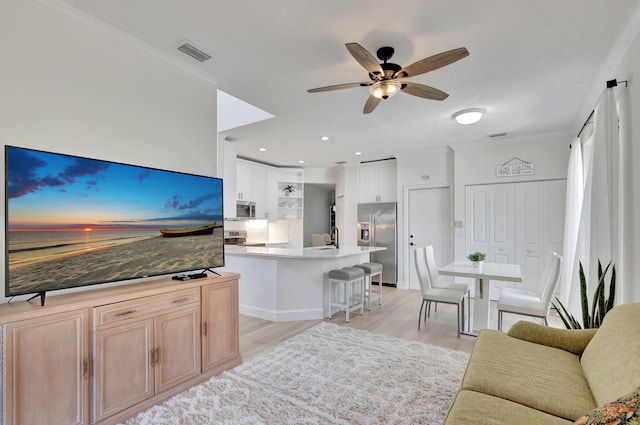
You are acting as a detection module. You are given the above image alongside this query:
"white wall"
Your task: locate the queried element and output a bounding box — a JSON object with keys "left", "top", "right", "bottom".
{"left": 451, "top": 134, "right": 570, "bottom": 262}
{"left": 0, "top": 0, "right": 218, "bottom": 303}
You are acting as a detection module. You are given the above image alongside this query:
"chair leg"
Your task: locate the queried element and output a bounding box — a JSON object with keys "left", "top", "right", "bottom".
{"left": 543, "top": 317, "right": 548, "bottom": 326}
{"left": 418, "top": 299, "right": 426, "bottom": 330}
{"left": 456, "top": 304, "right": 460, "bottom": 338}
{"left": 466, "top": 290, "right": 471, "bottom": 333}
{"left": 427, "top": 301, "right": 432, "bottom": 318}
{"left": 498, "top": 310, "right": 503, "bottom": 331}
{"left": 461, "top": 298, "right": 465, "bottom": 334}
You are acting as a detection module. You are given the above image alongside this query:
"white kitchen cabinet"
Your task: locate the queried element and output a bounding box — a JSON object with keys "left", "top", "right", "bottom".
{"left": 358, "top": 159, "right": 397, "bottom": 203}
{"left": 252, "top": 164, "right": 267, "bottom": 219}
{"left": 266, "top": 167, "right": 279, "bottom": 219}
{"left": 236, "top": 160, "right": 254, "bottom": 201}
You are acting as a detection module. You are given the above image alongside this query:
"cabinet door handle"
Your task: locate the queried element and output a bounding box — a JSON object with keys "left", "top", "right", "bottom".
{"left": 172, "top": 297, "right": 190, "bottom": 304}
{"left": 150, "top": 348, "right": 156, "bottom": 367}
{"left": 203, "top": 322, "right": 208, "bottom": 336}
{"left": 114, "top": 310, "right": 136, "bottom": 317}
{"left": 155, "top": 347, "right": 161, "bottom": 364}
{"left": 83, "top": 359, "right": 88, "bottom": 380}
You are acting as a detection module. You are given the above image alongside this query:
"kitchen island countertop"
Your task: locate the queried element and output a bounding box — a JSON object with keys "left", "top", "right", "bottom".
{"left": 224, "top": 245, "right": 386, "bottom": 259}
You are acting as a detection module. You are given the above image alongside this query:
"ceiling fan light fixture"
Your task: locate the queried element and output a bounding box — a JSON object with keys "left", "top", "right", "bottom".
{"left": 453, "top": 108, "right": 485, "bottom": 125}
{"left": 369, "top": 80, "right": 401, "bottom": 99}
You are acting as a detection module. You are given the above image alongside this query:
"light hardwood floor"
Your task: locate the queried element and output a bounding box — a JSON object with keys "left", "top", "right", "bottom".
{"left": 239, "top": 285, "right": 564, "bottom": 360}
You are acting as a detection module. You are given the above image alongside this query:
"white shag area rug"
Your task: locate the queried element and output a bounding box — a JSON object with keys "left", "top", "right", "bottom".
{"left": 120, "top": 323, "right": 469, "bottom": 425}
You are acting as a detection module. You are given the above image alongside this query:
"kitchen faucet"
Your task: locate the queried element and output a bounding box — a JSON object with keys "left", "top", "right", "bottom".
{"left": 331, "top": 226, "right": 339, "bottom": 249}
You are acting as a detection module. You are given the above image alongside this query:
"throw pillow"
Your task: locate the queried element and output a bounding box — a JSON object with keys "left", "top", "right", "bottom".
{"left": 574, "top": 387, "right": 640, "bottom": 425}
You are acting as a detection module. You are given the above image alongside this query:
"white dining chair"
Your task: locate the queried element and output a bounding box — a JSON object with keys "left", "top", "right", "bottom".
{"left": 414, "top": 247, "right": 466, "bottom": 337}
{"left": 497, "top": 251, "right": 562, "bottom": 330}
{"left": 424, "top": 245, "right": 471, "bottom": 329}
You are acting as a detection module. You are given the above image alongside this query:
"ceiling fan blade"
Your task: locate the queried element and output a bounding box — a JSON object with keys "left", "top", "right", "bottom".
{"left": 363, "top": 95, "right": 381, "bottom": 114}
{"left": 401, "top": 82, "right": 449, "bottom": 100}
{"left": 394, "top": 47, "right": 469, "bottom": 78}
{"left": 307, "top": 82, "right": 372, "bottom": 93}
{"left": 346, "top": 43, "right": 383, "bottom": 77}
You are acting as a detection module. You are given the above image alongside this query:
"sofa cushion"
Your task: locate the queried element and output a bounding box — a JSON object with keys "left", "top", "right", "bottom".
{"left": 443, "top": 389, "right": 573, "bottom": 425}
{"left": 461, "top": 329, "right": 596, "bottom": 421}
{"left": 574, "top": 387, "right": 640, "bottom": 425}
{"left": 580, "top": 303, "right": 640, "bottom": 407}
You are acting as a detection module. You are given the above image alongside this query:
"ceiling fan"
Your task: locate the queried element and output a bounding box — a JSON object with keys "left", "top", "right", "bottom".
{"left": 307, "top": 43, "right": 469, "bottom": 114}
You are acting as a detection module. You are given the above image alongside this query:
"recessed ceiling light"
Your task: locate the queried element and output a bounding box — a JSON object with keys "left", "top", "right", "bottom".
{"left": 298, "top": 160, "right": 305, "bottom": 164}
{"left": 453, "top": 108, "right": 485, "bottom": 125}
{"left": 321, "top": 136, "right": 330, "bottom": 141}
{"left": 258, "top": 147, "right": 267, "bottom": 152}
{"left": 354, "top": 152, "right": 362, "bottom": 156}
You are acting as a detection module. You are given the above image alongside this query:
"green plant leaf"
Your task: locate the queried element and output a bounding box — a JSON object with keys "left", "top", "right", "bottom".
{"left": 606, "top": 265, "right": 616, "bottom": 312}
{"left": 553, "top": 297, "right": 582, "bottom": 329}
{"left": 579, "top": 263, "right": 591, "bottom": 328}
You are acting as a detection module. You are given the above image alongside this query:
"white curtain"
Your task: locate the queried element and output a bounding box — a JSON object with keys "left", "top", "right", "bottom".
{"left": 565, "top": 86, "right": 630, "bottom": 319}
{"left": 560, "top": 139, "right": 583, "bottom": 306}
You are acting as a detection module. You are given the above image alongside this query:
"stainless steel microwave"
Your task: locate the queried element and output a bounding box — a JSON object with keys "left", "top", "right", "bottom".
{"left": 236, "top": 201, "right": 256, "bottom": 218}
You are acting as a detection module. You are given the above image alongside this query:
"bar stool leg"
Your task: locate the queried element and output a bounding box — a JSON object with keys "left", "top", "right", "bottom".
{"left": 345, "top": 280, "right": 350, "bottom": 322}
{"left": 359, "top": 276, "right": 365, "bottom": 315}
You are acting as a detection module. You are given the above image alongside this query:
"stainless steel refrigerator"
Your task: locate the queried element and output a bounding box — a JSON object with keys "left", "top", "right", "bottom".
{"left": 357, "top": 202, "right": 397, "bottom": 286}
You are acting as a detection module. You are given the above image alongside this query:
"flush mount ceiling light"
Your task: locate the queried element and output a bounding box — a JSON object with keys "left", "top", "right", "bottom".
{"left": 369, "top": 80, "right": 402, "bottom": 100}
{"left": 321, "top": 136, "right": 330, "bottom": 141}
{"left": 258, "top": 147, "right": 267, "bottom": 152}
{"left": 453, "top": 108, "right": 485, "bottom": 125}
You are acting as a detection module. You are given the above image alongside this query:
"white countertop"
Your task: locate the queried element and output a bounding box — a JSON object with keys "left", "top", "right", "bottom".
{"left": 224, "top": 245, "right": 386, "bottom": 259}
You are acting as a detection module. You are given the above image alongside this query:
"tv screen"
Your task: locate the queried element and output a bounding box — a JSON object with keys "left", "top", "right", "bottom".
{"left": 5, "top": 145, "right": 224, "bottom": 300}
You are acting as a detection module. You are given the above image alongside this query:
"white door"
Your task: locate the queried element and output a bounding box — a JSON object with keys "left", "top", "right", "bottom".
{"left": 466, "top": 181, "right": 566, "bottom": 297}
{"left": 408, "top": 187, "right": 451, "bottom": 290}
{"left": 466, "top": 184, "right": 516, "bottom": 297}
{"left": 515, "top": 182, "right": 544, "bottom": 291}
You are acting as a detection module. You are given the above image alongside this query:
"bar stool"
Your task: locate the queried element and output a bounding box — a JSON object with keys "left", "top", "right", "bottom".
{"left": 353, "top": 262, "right": 383, "bottom": 311}
{"left": 327, "top": 267, "right": 365, "bottom": 322}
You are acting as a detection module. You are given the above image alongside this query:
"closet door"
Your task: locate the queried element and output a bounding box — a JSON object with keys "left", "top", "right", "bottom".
{"left": 515, "top": 182, "right": 544, "bottom": 291}
{"left": 465, "top": 184, "right": 516, "bottom": 262}
{"left": 466, "top": 180, "right": 566, "bottom": 297}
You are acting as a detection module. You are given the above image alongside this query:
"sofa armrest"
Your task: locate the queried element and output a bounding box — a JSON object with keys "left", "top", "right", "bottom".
{"left": 507, "top": 321, "right": 597, "bottom": 355}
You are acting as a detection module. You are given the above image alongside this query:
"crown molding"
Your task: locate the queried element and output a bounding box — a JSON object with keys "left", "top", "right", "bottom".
{"left": 20, "top": 0, "right": 219, "bottom": 87}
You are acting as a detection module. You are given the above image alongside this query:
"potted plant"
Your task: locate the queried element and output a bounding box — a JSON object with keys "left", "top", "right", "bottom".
{"left": 282, "top": 184, "right": 296, "bottom": 197}
{"left": 553, "top": 260, "right": 616, "bottom": 329}
{"left": 467, "top": 251, "right": 486, "bottom": 268}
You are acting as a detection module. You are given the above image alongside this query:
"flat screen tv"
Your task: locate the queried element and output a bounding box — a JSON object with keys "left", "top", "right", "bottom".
{"left": 4, "top": 145, "right": 224, "bottom": 305}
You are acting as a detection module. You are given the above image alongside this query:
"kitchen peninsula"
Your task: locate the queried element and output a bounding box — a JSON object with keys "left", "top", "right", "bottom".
{"left": 222, "top": 245, "right": 386, "bottom": 321}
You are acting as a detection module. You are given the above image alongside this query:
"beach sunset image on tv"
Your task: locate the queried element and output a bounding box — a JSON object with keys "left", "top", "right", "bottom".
{"left": 5, "top": 146, "right": 224, "bottom": 297}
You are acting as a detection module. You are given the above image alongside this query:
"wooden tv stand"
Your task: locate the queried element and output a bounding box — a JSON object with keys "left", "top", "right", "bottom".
{"left": 0, "top": 272, "right": 241, "bottom": 425}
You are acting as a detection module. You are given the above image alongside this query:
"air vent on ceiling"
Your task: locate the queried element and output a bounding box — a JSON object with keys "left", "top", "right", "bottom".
{"left": 177, "top": 41, "right": 212, "bottom": 62}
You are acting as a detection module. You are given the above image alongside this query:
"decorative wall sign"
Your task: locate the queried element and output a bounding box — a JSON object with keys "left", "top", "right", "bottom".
{"left": 496, "top": 157, "right": 535, "bottom": 177}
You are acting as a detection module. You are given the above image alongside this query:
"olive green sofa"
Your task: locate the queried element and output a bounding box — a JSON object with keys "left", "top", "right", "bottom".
{"left": 443, "top": 302, "right": 640, "bottom": 424}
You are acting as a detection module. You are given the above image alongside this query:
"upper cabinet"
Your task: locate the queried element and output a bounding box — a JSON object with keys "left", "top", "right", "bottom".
{"left": 358, "top": 159, "right": 397, "bottom": 203}
{"left": 236, "top": 160, "right": 256, "bottom": 202}
{"left": 230, "top": 159, "right": 303, "bottom": 220}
